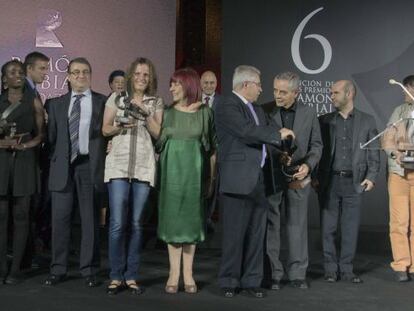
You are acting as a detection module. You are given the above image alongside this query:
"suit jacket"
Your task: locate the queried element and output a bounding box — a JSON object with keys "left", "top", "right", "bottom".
{"left": 46, "top": 90, "right": 106, "bottom": 192}
{"left": 215, "top": 93, "right": 282, "bottom": 195}
{"left": 211, "top": 94, "right": 222, "bottom": 111}
{"left": 262, "top": 101, "right": 322, "bottom": 194}
{"left": 318, "top": 108, "right": 380, "bottom": 194}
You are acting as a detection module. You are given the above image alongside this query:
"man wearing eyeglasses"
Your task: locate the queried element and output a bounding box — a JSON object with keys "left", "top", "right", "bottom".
{"left": 263, "top": 72, "right": 322, "bottom": 290}
{"left": 44, "top": 57, "right": 106, "bottom": 287}
{"left": 216, "top": 65, "right": 294, "bottom": 298}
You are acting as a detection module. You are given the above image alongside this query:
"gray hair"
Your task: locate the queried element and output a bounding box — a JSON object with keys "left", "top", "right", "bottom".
{"left": 274, "top": 72, "right": 300, "bottom": 91}
{"left": 232, "top": 65, "right": 261, "bottom": 89}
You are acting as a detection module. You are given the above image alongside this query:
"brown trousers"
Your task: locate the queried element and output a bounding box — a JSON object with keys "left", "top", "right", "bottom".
{"left": 388, "top": 173, "right": 414, "bottom": 272}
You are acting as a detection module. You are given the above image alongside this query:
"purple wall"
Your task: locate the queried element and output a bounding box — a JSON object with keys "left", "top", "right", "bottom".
{"left": 0, "top": 0, "right": 176, "bottom": 101}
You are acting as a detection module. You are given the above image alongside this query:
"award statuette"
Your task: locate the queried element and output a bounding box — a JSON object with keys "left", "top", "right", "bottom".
{"left": 114, "top": 92, "right": 150, "bottom": 126}
{"left": 0, "top": 120, "right": 20, "bottom": 147}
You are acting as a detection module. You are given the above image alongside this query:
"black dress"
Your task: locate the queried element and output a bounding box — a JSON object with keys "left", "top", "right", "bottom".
{"left": 0, "top": 91, "right": 37, "bottom": 196}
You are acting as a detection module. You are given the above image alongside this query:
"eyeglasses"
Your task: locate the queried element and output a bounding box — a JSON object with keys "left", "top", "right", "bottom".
{"left": 69, "top": 70, "right": 91, "bottom": 77}
{"left": 246, "top": 81, "right": 262, "bottom": 88}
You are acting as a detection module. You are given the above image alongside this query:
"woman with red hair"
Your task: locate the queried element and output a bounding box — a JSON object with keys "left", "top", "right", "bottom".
{"left": 157, "top": 68, "right": 216, "bottom": 294}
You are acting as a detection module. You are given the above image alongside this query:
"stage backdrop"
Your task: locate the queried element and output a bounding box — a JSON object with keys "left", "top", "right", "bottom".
{"left": 0, "top": 0, "right": 176, "bottom": 101}
{"left": 222, "top": 0, "right": 414, "bottom": 231}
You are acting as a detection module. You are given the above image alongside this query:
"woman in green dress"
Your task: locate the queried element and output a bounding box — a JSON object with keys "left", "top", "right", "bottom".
{"left": 157, "top": 68, "right": 216, "bottom": 294}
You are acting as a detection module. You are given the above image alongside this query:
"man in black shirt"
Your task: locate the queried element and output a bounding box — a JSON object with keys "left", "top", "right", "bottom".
{"left": 317, "top": 80, "right": 380, "bottom": 283}
{"left": 264, "top": 72, "right": 322, "bottom": 290}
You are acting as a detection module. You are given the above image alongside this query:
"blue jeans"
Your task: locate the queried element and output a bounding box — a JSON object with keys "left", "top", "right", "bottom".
{"left": 108, "top": 179, "right": 150, "bottom": 280}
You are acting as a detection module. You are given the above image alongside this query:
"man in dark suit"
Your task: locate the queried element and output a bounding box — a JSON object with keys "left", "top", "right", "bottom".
{"left": 200, "top": 70, "right": 222, "bottom": 232}
{"left": 201, "top": 70, "right": 222, "bottom": 111}
{"left": 263, "top": 72, "right": 322, "bottom": 290}
{"left": 215, "top": 65, "right": 294, "bottom": 298}
{"left": 23, "top": 51, "right": 49, "bottom": 100}
{"left": 44, "top": 58, "right": 106, "bottom": 287}
{"left": 317, "top": 80, "right": 380, "bottom": 283}
{"left": 21, "top": 51, "right": 50, "bottom": 269}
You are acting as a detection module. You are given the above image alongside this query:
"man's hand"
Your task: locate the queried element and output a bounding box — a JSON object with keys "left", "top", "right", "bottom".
{"left": 394, "top": 151, "right": 404, "bottom": 166}
{"left": 279, "top": 128, "right": 295, "bottom": 140}
{"left": 293, "top": 163, "right": 310, "bottom": 181}
{"left": 360, "top": 179, "right": 374, "bottom": 192}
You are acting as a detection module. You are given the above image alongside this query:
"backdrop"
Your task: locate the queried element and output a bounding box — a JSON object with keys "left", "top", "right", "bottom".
{"left": 0, "top": 0, "right": 176, "bottom": 101}
{"left": 222, "top": 0, "right": 414, "bottom": 231}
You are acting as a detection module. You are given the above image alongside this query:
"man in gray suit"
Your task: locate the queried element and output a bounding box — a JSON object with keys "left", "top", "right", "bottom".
{"left": 264, "top": 72, "right": 322, "bottom": 290}
{"left": 317, "top": 80, "right": 380, "bottom": 283}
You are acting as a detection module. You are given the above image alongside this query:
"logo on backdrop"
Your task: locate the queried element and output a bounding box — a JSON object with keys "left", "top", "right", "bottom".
{"left": 291, "top": 7, "right": 331, "bottom": 75}
{"left": 36, "top": 9, "right": 64, "bottom": 48}
{"left": 292, "top": 7, "right": 333, "bottom": 115}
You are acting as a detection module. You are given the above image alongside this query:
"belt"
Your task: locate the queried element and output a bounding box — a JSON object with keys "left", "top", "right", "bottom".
{"left": 332, "top": 170, "right": 353, "bottom": 177}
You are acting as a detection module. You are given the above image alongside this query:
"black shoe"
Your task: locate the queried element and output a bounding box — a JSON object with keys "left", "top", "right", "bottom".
{"left": 341, "top": 272, "right": 364, "bottom": 284}
{"left": 4, "top": 273, "right": 25, "bottom": 285}
{"left": 324, "top": 272, "right": 338, "bottom": 283}
{"left": 44, "top": 274, "right": 66, "bottom": 286}
{"left": 107, "top": 281, "right": 124, "bottom": 295}
{"left": 126, "top": 281, "right": 144, "bottom": 295}
{"left": 221, "top": 287, "right": 236, "bottom": 298}
{"left": 395, "top": 271, "right": 409, "bottom": 282}
{"left": 245, "top": 287, "right": 266, "bottom": 298}
{"left": 290, "top": 279, "right": 308, "bottom": 289}
{"left": 270, "top": 279, "right": 282, "bottom": 290}
{"left": 341, "top": 273, "right": 363, "bottom": 284}
{"left": 85, "top": 275, "right": 101, "bottom": 287}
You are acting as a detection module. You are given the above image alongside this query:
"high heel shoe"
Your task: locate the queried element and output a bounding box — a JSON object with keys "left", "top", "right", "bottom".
{"left": 165, "top": 284, "right": 179, "bottom": 294}
{"left": 106, "top": 280, "right": 123, "bottom": 295}
{"left": 125, "top": 280, "right": 144, "bottom": 295}
{"left": 184, "top": 283, "right": 198, "bottom": 294}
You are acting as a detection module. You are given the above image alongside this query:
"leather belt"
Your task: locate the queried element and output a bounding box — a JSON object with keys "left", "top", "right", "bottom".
{"left": 333, "top": 170, "right": 353, "bottom": 177}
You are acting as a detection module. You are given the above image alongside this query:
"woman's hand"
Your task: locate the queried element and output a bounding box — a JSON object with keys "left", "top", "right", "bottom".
{"left": 10, "top": 143, "right": 27, "bottom": 151}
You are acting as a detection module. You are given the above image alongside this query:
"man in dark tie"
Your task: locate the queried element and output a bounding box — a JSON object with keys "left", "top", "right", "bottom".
{"left": 44, "top": 58, "right": 106, "bottom": 287}
{"left": 23, "top": 51, "right": 49, "bottom": 100}
{"left": 263, "top": 72, "right": 322, "bottom": 290}
{"left": 201, "top": 70, "right": 222, "bottom": 111}
{"left": 317, "top": 80, "right": 379, "bottom": 283}
{"left": 216, "top": 65, "right": 293, "bottom": 298}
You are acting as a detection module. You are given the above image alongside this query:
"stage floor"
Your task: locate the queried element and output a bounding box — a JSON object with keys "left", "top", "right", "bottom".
{"left": 1, "top": 248, "right": 414, "bottom": 311}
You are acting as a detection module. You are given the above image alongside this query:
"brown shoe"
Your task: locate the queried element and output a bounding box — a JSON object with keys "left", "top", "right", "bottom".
{"left": 184, "top": 284, "right": 198, "bottom": 294}
{"left": 165, "top": 284, "right": 179, "bottom": 294}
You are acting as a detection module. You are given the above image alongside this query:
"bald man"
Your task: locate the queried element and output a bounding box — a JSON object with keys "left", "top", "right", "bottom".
{"left": 201, "top": 70, "right": 222, "bottom": 111}
{"left": 317, "top": 80, "right": 380, "bottom": 283}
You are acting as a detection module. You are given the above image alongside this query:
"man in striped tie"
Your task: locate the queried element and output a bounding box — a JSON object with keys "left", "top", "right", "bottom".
{"left": 44, "top": 58, "right": 106, "bottom": 287}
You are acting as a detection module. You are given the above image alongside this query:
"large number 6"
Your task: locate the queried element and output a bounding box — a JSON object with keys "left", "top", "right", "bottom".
{"left": 291, "top": 7, "right": 332, "bottom": 74}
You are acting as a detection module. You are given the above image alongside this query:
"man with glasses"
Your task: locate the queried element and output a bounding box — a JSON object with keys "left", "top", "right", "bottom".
{"left": 263, "top": 72, "right": 322, "bottom": 290}
{"left": 216, "top": 65, "right": 294, "bottom": 298}
{"left": 44, "top": 58, "right": 106, "bottom": 287}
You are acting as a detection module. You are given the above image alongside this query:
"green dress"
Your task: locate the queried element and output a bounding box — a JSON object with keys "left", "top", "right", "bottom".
{"left": 156, "top": 105, "right": 215, "bottom": 244}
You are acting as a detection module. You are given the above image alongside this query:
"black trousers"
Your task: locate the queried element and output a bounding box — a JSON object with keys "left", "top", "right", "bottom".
{"left": 50, "top": 157, "right": 100, "bottom": 277}
{"left": 321, "top": 175, "right": 361, "bottom": 274}
{"left": 0, "top": 195, "right": 30, "bottom": 276}
{"left": 266, "top": 184, "right": 310, "bottom": 281}
{"left": 218, "top": 172, "right": 268, "bottom": 288}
